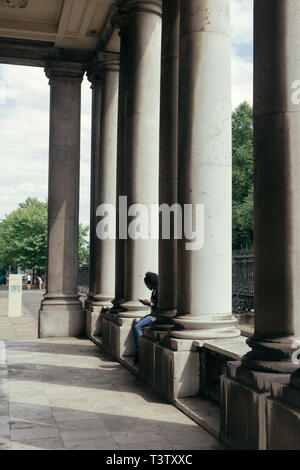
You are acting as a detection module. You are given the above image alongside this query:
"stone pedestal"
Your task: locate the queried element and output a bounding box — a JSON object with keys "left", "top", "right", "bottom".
{"left": 266, "top": 371, "right": 300, "bottom": 450}
{"left": 139, "top": 327, "right": 169, "bottom": 388}
{"left": 100, "top": 311, "right": 118, "bottom": 356}
{"left": 139, "top": 335, "right": 200, "bottom": 403}
{"left": 220, "top": 362, "right": 290, "bottom": 450}
{"left": 101, "top": 313, "right": 137, "bottom": 361}
{"left": 154, "top": 339, "right": 200, "bottom": 403}
{"left": 39, "top": 300, "right": 84, "bottom": 338}
{"left": 85, "top": 305, "right": 106, "bottom": 339}
{"left": 39, "top": 61, "right": 85, "bottom": 338}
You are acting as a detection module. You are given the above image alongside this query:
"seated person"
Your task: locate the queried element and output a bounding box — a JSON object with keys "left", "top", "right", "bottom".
{"left": 132, "top": 272, "right": 158, "bottom": 364}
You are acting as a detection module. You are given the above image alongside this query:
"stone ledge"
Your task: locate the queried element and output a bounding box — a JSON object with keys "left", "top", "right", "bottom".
{"left": 90, "top": 334, "right": 102, "bottom": 348}
{"left": 174, "top": 397, "right": 220, "bottom": 440}
{"left": 198, "top": 336, "right": 251, "bottom": 360}
{"left": 119, "top": 355, "right": 139, "bottom": 377}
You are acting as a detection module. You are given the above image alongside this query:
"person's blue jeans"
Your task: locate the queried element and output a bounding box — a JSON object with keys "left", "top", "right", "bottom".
{"left": 132, "top": 314, "right": 154, "bottom": 353}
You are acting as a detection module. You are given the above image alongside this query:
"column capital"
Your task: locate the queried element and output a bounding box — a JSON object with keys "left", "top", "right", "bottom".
{"left": 87, "top": 52, "right": 120, "bottom": 84}
{"left": 117, "top": 0, "right": 162, "bottom": 21}
{"left": 44, "top": 61, "right": 85, "bottom": 84}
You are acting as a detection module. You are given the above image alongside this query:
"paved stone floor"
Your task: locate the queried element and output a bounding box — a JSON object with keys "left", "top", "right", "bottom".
{"left": 0, "top": 289, "right": 225, "bottom": 450}
{"left": 0, "top": 294, "right": 38, "bottom": 340}
{"left": 0, "top": 337, "right": 226, "bottom": 450}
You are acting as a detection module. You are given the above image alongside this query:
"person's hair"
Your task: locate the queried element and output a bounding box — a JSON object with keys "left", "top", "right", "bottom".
{"left": 144, "top": 272, "right": 158, "bottom": 289}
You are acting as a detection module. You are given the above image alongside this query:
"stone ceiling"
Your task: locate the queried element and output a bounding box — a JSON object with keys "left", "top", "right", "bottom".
{"left": 0, "top": 0, "right": 119, "bottom": 52}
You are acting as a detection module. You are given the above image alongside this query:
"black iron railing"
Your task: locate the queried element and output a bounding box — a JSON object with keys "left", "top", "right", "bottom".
{"left": 78, "top": 249, "right": 255, "bottom": 313}
{"left": 232, "top": 248, "right": 254, "bottom": 313}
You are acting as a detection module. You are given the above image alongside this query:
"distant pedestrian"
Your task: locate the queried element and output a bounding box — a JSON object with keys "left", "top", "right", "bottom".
{"left": 26, "top": 273, "right": 32, "bottom": 291}
{"left": 37, "top": 275, "right": 43, "bottom": 290}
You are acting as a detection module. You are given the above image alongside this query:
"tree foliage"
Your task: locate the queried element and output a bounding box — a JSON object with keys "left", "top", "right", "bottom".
{"left": 78, "top": 224, "right": 89, "bottom": 266}
{"left": 0, "top": 197, "right": 89, "bottom": 271}
{"left": 232, "top": 101, "right": 254, "bottom": 249}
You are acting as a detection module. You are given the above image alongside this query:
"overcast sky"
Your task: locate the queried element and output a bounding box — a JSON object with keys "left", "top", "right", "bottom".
{"left": 0, "top": 0, "right": 253, "bottom": 227}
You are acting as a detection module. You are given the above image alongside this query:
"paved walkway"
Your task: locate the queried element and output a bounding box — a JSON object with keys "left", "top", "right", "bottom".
{"left": 0, "top": 295, "right": 38, "bottom": 340}
{"left": 0, "top": 290, "right": 225, "bottom": 450}
{"left": 0, "top": 337, "right": 225, "bottom": 450}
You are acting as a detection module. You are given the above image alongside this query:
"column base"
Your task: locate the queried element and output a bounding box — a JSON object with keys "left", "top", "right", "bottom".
{"left": 220, "top": 361, "right": 290, "bottom": 450}
{"left": 39, "top": 295, "right": 84, "bottom": 338}
{"left": 85, "top": 293, "right": 113, "bottom": 310}
{"left": 242, "top": 335, "right": 300, "bottom": 374}
{"left": 151, "top": 308, "right": 176, "bottom": 331}
{"left": 118, "top": 300, "right": 149, "bottom": 319}
{"left": 171, "top": 314, "right": 240, "bottom": 340}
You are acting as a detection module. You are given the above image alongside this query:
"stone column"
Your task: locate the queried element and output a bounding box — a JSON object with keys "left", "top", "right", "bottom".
{"left": 113, "top": 18, "right": 130, "bottom": 311}
{"left": 39, "top": 61, "right": 85, "bottom": 338}
{"left": 152, "top": 0, "right": 180, "bottom": 331}
{"left": 86, "top": 53, "right": 119, "bottom": 316}
{"left": 171, "top": 0, "right": 239, "bottom": 339}
{"left": 117, "top": 0, "right": 162, "bottom": 319}
{"left": 221, "top": 1, "right": 300, "bottom": 450}
{"left": 242, "top": 0, "right": 300, "bottom": 374}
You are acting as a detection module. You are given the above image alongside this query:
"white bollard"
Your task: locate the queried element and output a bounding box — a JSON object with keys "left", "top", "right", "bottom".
{"left": 8, "top": 274, "right": 22, "bottom": 318}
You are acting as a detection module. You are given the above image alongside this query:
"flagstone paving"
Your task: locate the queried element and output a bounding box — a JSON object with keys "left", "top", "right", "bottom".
{"left": 0, "top": 294, "right": 38, "bottom": 340}
{"left": 0, "top": 336, "right": 226, "bottom": 450}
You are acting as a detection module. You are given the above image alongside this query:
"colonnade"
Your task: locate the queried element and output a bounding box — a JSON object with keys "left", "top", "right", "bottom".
{"left": 39, "top": 0, "right": 300, "bottom": 371}
{"left": 84, "top": 0, "right": 241, "bottom": 340}
{"left": 39, "top": 0, "right": 300, "bottom": 450}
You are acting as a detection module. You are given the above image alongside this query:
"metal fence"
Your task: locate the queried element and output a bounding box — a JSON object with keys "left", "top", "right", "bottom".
{"left": 77, "top": 264, "right": 89, "bottom": 288}
{"left": 78, "top": 249, "right": 255, "bottom": 312}
{"left": 232, "top": 248, "right": 254, "bottom": 312}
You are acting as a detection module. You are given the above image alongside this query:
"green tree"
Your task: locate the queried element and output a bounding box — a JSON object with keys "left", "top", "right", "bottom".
{"left": 0, "top": 197, "right": 89, "bottom": 270}
{"left": 232, "top": 101, "right": 254, "bottom": 249}
{"left": 78, "top": 224, "right": 89, "bottom": 265}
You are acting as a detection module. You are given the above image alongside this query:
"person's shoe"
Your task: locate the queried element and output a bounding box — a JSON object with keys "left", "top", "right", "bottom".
{"left": 134, "top": 352, "right": 139, "bottom": 365}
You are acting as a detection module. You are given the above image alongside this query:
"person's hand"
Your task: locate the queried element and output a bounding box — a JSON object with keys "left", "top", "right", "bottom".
{"left": 138, "top": 299, "right": 151, "bottom": 306}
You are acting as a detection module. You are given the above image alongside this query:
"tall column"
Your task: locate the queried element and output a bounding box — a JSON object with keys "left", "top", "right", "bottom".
{"left": 113, "top": 18, "right": 129, "bottom": 310}
{"left": 39, "top": 61, "right": 85, "bottom": 338}
{"left": 171, "top": 0, "right": 239, "bottom": 339}
{"left": 116, "top": 0, "right": 162, "bottom": 318}
{"left": 153, "top": 0, "right": 180, "bottom": 330}
{"left": 221, "top": 1, "right": 300, "bottom": 450}
{"left": 242, "top": 0, "right": 300, "bottom": 373}
{"left": 86, "top": 53, "right": 119, "bottom": 311}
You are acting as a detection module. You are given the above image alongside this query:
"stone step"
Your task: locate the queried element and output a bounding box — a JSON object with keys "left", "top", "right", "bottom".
{"left": 174, "top": 396, "right": 220, "bottom": 440}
